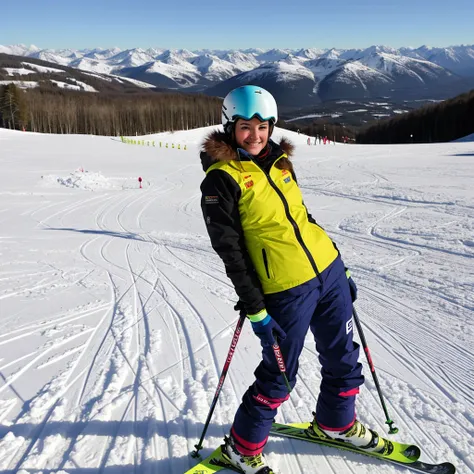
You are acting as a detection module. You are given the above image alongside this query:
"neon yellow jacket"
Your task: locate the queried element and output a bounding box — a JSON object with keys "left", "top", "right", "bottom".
{"left": 201, "top": 133, "right": 338, "bottom": 299}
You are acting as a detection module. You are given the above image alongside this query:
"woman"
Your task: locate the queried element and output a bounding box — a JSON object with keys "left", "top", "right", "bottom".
{"left": 200, "top": 85, "right": 382, "bottom": 474}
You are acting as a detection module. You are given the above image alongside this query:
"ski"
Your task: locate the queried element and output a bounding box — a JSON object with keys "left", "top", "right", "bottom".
{"left": 186, "top": 424, "right": 456, "bottom": 474}
{"left": 270, "top": 422, "right": 456, "bottom": 474}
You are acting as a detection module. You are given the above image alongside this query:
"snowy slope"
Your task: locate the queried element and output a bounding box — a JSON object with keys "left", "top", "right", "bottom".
{"left": 0, "top": 127, "right": 472, "bottom": 474}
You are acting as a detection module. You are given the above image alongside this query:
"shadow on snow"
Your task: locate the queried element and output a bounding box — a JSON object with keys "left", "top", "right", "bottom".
{"left": 45, "top": 227, "right": 147, "bottom": 242}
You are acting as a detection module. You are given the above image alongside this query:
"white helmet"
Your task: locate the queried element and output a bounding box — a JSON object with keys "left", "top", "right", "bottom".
{"left": 222, "top": 85, "right": 278, "bottom": 132}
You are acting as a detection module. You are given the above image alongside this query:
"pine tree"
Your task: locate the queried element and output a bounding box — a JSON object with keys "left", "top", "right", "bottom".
{"left": 0, "top": 84, "right": 28, "bottom": 130}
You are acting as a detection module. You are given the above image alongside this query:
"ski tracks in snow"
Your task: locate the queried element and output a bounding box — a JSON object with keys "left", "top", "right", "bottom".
{"left": 306, "top": 157, "right": 474, "bottom": 473}
{"left": 1, "top": 145, "right": 473, "bottom": 473}
{"left": 0, "top": 166, "right": 245, "bottom": 474}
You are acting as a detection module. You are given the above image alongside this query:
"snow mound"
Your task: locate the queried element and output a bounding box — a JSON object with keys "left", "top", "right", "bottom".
{"left": 41, "top": 170, "right": 145, "bottom": 191}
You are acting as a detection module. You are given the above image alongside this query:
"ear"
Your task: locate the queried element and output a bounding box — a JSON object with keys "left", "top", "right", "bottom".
{"left": 224, "top": 122, "right": 234, "bottom": 136}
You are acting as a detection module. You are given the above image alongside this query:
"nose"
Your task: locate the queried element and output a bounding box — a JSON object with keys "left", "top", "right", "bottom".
{"left": 249, "top": 127, "right": 259, "bottom": 139}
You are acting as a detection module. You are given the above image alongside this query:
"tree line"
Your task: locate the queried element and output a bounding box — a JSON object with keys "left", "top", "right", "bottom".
{"left": 356, "top": 89, "right": 474, "bottom": 144}
{"left": 0, "top": 84, "right": 223, "bottom": 135}
{"left": 280, "top": 119, "right": 355, "bottom": 142}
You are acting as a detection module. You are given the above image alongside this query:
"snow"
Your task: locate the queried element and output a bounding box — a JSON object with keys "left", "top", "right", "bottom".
{"left": 145, "top": 57, "right": 200, "bottom": 85}
{"left": 0, "top": 44, "right": 40, "bottom": 56}
{"left": 274, "top": 60, "right": 315, "bottom": 82}
{"left": 220, "top": 51, "right": 260, "bottom": 72}
{"left": 4, "top": 67, "right": 36, "bottom": 76}
{"left": 82, "top": 71, "right": 113, "bottom": 82}
{"left": 109, "top": 75, "right": 156, "bottom": 88}
{"left": 68, "top": 79, "right": 98, "bottom": 92}
{"left": 50, "top": 80, "right": 82, "bottom": 91}
{"left": 0, "top": 125, "right": 472, "bottom": 473}
{"left": 68, "top": 58, "right": 114, "bottom": 75}
{"left": 0, "top": 80, "right": 38, "bottom": 89}
{"left": 108, "top": 48, "right": 155, "bottom": 68}
{"left": 2, "top": 44, "right": 473, "bottom": 94}
{"left": 287, "top": 113, "right": 325, "bottom": 122}
{"left": 27, "top": 51, "right": 71, "bottom": 66}
{"left": 242, "top": 60, "right": 314, "bottom": 84}
{"left": 21, "top": 62, "right": 66, "bottom": 74}
{"left": 189, "top": 54, "right": 238, "bottom": 81}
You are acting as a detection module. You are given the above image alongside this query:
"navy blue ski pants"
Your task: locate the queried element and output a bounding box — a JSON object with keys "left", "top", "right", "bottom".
{"left": 231, "top": 257, "right": 364, "bottom": 455}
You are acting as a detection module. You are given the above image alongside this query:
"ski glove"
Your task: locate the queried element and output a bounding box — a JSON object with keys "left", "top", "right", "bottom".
{"left": 345, "top": 268, "right": 357, "bottom": 302}
{"left": 248, "top": 309, "right": 287, "bottom": 346}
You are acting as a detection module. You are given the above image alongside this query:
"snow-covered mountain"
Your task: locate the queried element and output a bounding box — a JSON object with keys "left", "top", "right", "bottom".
{"left": 27, "top": 49, "right": 72, "bottom": 66}
{"left": 255, "top": 48, "right": 293, "bottom": 63}
{"left": 0, "top": 54, "right": 157, "bottom": 92}
{"left": 205, "top": 59, "right": 317, "bottom": 106}
{"left": 107, "top": 48, "right": 155, "bottom": 68}
{"left": 1, "top": 43, "right": 474, "bottom": 104}
{"left": 220, "top": 51, "right": 260, "bottom": 72}
{"left": 414, "top": 45, "right": 474, "bottom": 76}
{"left": 83, "top": 47, "right": 122, "bottom": 60}
{"left": 294, "top": 48, "right": 326, "bottom": 60}
{"left": 189, "top": 53, "right": 239, "bottom": 81}
{"left": 0, "top": 43, "right": 40, "bottom": 56}
{"left": 68, "top": 57, "right": 115, "bottom": 75}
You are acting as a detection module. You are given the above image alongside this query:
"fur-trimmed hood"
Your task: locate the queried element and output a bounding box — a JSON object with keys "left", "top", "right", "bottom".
{"left": 200, "top": 130, "right": 295, "bottom": 173}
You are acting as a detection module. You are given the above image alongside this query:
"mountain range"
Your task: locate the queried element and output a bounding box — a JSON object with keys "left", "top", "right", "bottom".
{"left": 1, "top": 43, "right": 474, "bottom": 107}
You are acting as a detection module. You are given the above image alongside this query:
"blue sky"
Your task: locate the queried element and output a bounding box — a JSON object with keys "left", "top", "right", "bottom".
{"left": 3, "top": 0, "right": 474, "bottom": 51}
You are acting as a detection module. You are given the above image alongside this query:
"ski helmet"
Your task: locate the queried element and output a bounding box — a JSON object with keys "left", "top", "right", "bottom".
{"left": 222, "top": 85, "right": 278, "bottom": 133}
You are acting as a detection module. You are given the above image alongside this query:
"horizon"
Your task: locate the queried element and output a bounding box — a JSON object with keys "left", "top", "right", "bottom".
{"left": 3, "top": 0, "right": 474, "bottom": 51}
{"left": 3, "top": 42, "right": 474, "bottom": 54}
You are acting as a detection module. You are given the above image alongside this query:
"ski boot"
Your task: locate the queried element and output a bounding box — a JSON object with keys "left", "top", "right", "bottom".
{"left": 307, "top": 413, "right": 393, "bottom": 455}
{"left": 221, "top": 435, "right": 275, "bottom": 474}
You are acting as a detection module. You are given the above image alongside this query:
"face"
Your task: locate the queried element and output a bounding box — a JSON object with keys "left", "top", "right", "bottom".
{"left": 234, "top": 117, "right": 270, "bottom": 155}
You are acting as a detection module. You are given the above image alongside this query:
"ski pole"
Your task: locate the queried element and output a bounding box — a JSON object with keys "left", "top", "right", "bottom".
{"left": 352, "top": 306, "right": 399, "bottom": 434}
{"left": 272, "top": 338, "right": 292, "bottom": 394}
{"left": 191, "top": 311, "right": 247, "bottom": 458}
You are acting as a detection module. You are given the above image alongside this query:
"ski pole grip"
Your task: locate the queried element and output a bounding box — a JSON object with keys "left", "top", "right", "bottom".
{"left": 272, "top": 337, "right": 292, "bottom": 394}
{"left": 272, "top": 342, "right": 286, "bottom": 373}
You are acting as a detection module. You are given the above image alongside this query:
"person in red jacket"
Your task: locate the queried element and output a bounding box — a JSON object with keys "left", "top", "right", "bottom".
{"left": 199, "top": 85, "right": 384, "bottom": 474}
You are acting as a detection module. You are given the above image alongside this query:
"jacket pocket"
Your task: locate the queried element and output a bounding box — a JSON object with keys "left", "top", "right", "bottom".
{"left": 262, "top": 248, "right": 271, "bottom": 279}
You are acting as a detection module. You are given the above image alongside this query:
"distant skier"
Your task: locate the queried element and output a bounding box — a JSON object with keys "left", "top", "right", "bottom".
{"left": 200, "top": 85, "right": 382, "bottom": 474}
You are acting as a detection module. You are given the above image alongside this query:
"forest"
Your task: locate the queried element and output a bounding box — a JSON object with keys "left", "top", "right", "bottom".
{"left": 0, "top": 83, "right": 222, "bottom": 135}
{"left": 356, "top": 89, "right": 474, "bottom": 143}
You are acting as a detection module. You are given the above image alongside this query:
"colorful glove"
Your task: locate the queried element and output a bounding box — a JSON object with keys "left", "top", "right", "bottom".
{"left": 248, "top": 309, "right": 287, "bottom": 346}
{"left": 345, "top": 268, "right": 357, "bottom": 302}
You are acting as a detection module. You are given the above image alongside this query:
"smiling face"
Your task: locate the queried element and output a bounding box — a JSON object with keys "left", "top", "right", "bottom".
{"left": 234, "top": 117, "right": 270, "bottom": 155}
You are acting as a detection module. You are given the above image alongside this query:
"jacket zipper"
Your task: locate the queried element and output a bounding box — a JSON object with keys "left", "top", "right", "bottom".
{"left": 253, "top": 155, "right": 323, "bottom": 285}
{"left": 262, "top": 249, "right": 271, "bottom": 279}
